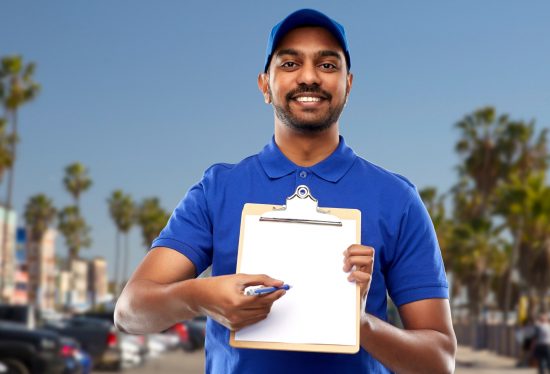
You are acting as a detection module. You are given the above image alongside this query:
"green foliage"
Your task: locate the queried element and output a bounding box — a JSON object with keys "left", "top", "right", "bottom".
{"left": 441, "top": 106, "right": 550, "bottom": 318}
{"left": 24, "top": 194, "right": 56, "bottom": 242}
{"left": 0, "top": 55, "right": 40, "bottom": 112}
{"left": 136, "top": 197, "right": 170, "bottom": 248}
{"left": 57, "top": 205, "right": 91, "bottom": 260}
{"left": 107, "top": 190, "right": 135, "bottom": 233}
{"left": 419, "top": 187, "right": 453, "bottom": 268}
{"left": 63, "top": 162, "right": 92, "bottom": 204}
{"left": 498, "top": 174, "right": 550, "bottom": 298}
{"left": 58, "top": 162, "right": 93, "bottom": 262}
{"left": 0, "top": 54, "right": 40, "bottom": 300}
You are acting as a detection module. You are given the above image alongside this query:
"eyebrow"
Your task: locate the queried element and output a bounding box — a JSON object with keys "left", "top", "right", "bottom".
{"left": 316, "top": 50, "right": 342, "bottom": 61}
{"left": 276, "top": 48, "right": 300, "bottom": 57}
{"left": 275, "top": 48, "right": 343, "bottom": 61}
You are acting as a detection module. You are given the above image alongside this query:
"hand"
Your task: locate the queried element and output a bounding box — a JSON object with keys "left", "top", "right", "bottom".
{"left": 192, "top": 273, "right": 286, "bottom": 331}
{"left": 343, "top": 245, "right": 375, "bottom": 306}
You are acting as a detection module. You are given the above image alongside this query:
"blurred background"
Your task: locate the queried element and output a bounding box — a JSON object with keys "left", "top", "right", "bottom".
{"left": 1, "top": 1, "right": 549, "bottom": 373}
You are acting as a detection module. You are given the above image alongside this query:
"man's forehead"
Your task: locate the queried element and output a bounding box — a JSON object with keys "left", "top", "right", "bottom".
{"left": 273, "top": 27, "right": 345, "bottom": 57}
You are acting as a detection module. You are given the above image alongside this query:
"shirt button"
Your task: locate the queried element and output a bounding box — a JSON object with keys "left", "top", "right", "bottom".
{"left": 299, "top": 171, "right": 307, "bottom": 178}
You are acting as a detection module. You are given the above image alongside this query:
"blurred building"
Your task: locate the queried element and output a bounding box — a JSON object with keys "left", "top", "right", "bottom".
{"left": 11, "top": 228, "right": 29, "bottom": 304}
{"left": 0, "top": 206, "right": 17, "bottom": 303}
{"left": 70, "top": 258, "right": 89, "bottom": 310}
{"left": 88, "top": 257, "right": 108, "bottom": 307}
{"left": 22, "top": 227, "right": 57, "bottom": 310}
{"left": 56, "top": 269, "right": 71, "bottom": 308}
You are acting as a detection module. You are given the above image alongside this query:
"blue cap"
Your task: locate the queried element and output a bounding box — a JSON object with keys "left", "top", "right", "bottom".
{"left": 264, "top": 9, "right": 351, "bottom": 73}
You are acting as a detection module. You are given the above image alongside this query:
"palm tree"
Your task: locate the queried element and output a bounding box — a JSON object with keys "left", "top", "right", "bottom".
{"left": 107, "top": 190, "right": 135, "bottom": 293}
{"left": 57, "top": 206, "right": 91, "bottom": 265}
{"left": 136, "top": 197, "right": 170, "bottom": 249}
{"left": 63, "top": 162, "right": 92, "bottom": 212}
{"left": 499, "top": 120, "right": 548, "bottom": 179}
{"left": 493, "top": 121, "right": 548, "bottom": 322}
{"left": 0, "top": 118, "right": 15, "bottom": 298}
{"left": 449, "top": 217, "right": 507, "bottom": 320}
{"left": 453, "top": 109, "right": 549, "bottom": 320}
{"left": 419, "top": 187, "right": 457, "bottom": 297}
{"left": 24, "top": 194, "right": 57, "bottom": 242}
{"left": 0, "top": 118, "right": 16, "bottom": 183}
{"left": 498, "top": 173, "right": 550, "bottom": 314}
{"left": 0, "top": 55, "right": 40, "bottom": 299}
{"left": 454, "top": 107, "right": 509, "bottom": 220}
{"left": 61, "top": 162, "right": 92, "bottom": 264}
{"left": 419, "top": 187, "right": 451, "bottom": 262}
{"left": 23, "top": 194, "right": 56, "bottom": 306}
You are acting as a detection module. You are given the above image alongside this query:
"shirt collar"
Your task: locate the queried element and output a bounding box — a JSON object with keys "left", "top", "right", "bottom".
{"left": 258, "top": 135, "right": 357, "bottom": 183}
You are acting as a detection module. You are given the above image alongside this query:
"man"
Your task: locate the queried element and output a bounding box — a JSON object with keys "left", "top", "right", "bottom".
{"left": 534, "top": 313, "right": 550, "bottom": 374}
{"left": 114, "top": 9, "right": 456, "bottom": 373}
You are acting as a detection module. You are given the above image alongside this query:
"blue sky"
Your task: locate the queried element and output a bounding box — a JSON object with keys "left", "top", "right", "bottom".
{"left": 3, "top": 1, "right": 550, "bottom": 281}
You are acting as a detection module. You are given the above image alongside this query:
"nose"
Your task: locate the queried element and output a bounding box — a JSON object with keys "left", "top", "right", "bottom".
{"left": 296, "top": 61, "right": 321, "bottom": 86}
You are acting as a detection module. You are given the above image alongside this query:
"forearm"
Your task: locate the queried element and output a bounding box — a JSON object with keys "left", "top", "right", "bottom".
{"left": 360, "top": 314, "right": 456, "bottom": 374}
{"left": 114, "top": 278, "right": 201, "bottom": 335}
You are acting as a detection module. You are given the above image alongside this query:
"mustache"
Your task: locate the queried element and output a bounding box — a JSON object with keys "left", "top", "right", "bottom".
{"left": 285, "top": 84, "right": 332, "bottom": 101}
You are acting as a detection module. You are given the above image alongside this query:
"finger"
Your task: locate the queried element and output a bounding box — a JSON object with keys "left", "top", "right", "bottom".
{"left": 233, "top": 313, "right": 270, "bottom": 331}
{"left": 347, "top": 270, "right": 372, "bottom": 284}
{"left": 240, "top": 289, "right": 286, "bottom": 309}
{"left": 238, "top": 288, "right": 286, "bottom": 309}
{"left": 343, "top": 256, "right": 373, "bottom": 272}
{"left": 343, "top": 245, "right": 374, "bottom": 257}
{"left": 239, "top": 273, "right": 284, "bottom": 288}
{"left": 223, "top": 304, "right": 272, "bottom": 328}
{"left": 232, "top": 307, "right": 271, "bottom": 320}
{"left": 250, "top": 289, "right": 286, "bottom": 305}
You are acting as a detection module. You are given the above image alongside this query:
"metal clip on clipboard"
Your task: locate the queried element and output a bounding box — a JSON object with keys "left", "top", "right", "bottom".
{"left": 259, "top": 185, "right": 342, "bottom": 227}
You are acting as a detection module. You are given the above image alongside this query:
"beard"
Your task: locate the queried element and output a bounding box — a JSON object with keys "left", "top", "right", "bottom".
{"left": 269, "top": 84, "right": 346, "bottom": 134}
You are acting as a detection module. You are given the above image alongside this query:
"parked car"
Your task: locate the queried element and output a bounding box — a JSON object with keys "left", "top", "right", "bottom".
{"left": 0, "top": 304, "right": 38, "bottom": 329}
{"left": 0, "top": 321, "right": 66, "bottom": 374}
{"left": 43, "top": 316, "right": 122, "bottom": 371}
{"left": 59, "top": 336, "right": 92, "bottom": 374}
{"left": 183, "top": 316, "right": 206, "bottom": 351}
{"left": 166, "top": 316, "right": 206, "bottom": 352}
{"left": 119, "top": 334, "right": 148, "bottom": 368}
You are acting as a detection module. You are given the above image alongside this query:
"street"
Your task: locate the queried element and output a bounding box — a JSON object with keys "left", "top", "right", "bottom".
{"left": 95, "top": 345, "right": 538, "bottom": 374}
{"left": 96, "top": 350, "right": 205, "bottom": 374}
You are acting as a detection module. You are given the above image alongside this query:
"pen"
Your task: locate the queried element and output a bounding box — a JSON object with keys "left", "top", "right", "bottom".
{"left": 244, "top": 284, "right": 291, "bottom": 296}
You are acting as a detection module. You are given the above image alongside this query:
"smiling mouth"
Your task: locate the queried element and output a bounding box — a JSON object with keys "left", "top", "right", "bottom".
{"left": 295, "top": 96, "right": 322, "bottom": 103}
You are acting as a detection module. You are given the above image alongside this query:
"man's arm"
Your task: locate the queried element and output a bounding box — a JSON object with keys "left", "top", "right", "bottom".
{"left": 114, "top": 247, "right": 286, "bottom": 335}
{"left": 344, "top": 245, "right": 456, "bottom": 373}
{"left": 360, "top": 299, "right": 456, "bottom": 374}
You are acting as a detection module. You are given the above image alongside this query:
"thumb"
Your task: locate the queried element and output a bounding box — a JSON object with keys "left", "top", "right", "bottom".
{"left": 239, "top": 273, "right": 284, "bottom": 288}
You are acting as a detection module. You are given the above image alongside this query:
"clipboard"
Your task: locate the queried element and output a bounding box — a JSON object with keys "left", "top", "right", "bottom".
{"left": 229, "top": 185, "right": 361, "bottom": 354}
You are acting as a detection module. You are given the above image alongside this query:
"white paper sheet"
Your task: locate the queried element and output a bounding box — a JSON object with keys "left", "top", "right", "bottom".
{"left": 235, "top": 215, "right": 357, "bottom": 346}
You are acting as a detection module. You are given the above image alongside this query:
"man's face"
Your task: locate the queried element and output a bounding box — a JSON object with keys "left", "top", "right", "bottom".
{"left": 260, "top": 27, "right": 352, "bottom": 134}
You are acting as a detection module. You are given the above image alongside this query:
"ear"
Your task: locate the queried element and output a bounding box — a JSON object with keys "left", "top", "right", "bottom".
{"left": 346, "top": 72, "right": 354, "bottom": 99}
{"left": 257, "top": 73, "right": 271, "bottom": 104}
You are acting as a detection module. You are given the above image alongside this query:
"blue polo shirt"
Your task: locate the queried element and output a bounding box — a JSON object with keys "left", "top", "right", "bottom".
{"left": 152, "top": 136, "right": 448, "bottom": 373}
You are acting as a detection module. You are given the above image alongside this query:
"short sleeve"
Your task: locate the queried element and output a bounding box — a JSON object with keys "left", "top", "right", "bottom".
{"left": 386, "top": 188, "right": 449, "bottom": 307}
{"left": 151, "top": 179, "right": 213, "bottom": 276}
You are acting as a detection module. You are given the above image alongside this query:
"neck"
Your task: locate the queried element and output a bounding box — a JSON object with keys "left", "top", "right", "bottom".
{"left": 274, "top": 121, "right": 340, "bottom": 167}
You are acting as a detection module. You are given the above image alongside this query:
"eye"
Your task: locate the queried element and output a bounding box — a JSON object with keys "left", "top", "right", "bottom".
{"left": 281, "top": 61, "right": 298, "bottom": 68}
{"left": 320, "top": 63, "right": 337, "bottom": 70}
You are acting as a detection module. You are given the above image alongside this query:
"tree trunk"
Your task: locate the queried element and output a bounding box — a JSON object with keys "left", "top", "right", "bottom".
{"left": 0, "top": 109, "right": 17, "bottom": 302}
{"left": 114, "top": 230, "right": 120, "bottom": 296}
{"left": 539, "top": 289, "right": 548, "bottom": 313}
{"left": 122, "top": 233, "right": 129, "bottom": 286}
{"left": 503, "top": 222, "right": 523, "bottom": 325}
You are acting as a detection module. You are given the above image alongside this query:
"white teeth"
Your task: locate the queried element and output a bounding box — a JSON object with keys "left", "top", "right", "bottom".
{"left": 295, "top": 97, "right": 321, "bottom": 102}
